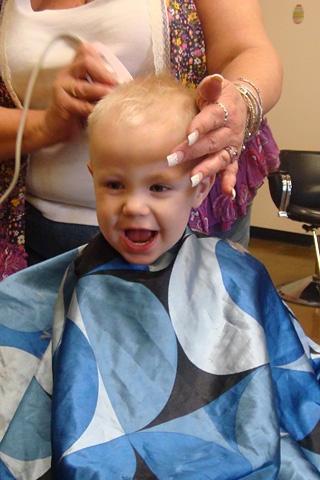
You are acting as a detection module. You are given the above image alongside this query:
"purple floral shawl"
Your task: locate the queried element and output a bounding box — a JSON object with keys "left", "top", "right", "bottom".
{"left": 0, "top": 9, "right": 28, "bottom": 279}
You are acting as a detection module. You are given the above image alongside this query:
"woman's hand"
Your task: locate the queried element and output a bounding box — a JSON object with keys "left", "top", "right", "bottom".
{"left": 167, "top": 74, "right": 248, "bottom": 196}
{"left": 0, "top": 42, "right": 118, "bottom": 160}
{"left": 42, "top": 42, "right": 117, "bottom": 143}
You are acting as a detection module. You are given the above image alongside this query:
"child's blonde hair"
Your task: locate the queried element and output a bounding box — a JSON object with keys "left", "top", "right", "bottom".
{"left": 88, "top": 74, "right": 197, "bottom": 134}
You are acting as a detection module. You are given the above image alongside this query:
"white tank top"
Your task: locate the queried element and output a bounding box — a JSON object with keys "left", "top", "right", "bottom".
{"left": 0, "top": 0, "right": 170, "bottom": 224}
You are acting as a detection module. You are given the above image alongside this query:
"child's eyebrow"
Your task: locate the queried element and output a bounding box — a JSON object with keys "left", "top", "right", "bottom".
{"left": 147, "top": 170, "right": 186, "bottom": 184}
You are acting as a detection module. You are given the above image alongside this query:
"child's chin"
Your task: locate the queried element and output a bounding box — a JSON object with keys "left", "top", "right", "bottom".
{"left": 121, "top": 250, "right": 159, "bottom": 265}
{"left": 123, "top": 254, "right": 155, "bottom": 265}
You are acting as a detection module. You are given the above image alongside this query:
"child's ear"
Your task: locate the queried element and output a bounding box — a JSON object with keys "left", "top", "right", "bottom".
{"left": 87, "top": 161, "right": 93, "bottom": 177}
{"left": 192, "top": 173, "right": 216, "bottom": 209}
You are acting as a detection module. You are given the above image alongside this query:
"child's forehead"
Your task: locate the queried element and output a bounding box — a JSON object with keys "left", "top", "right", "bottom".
{"left": 92, "top": 132, "right": 194, "bottom": 183}
{"left": 97, "top": 113, "right": 185, "bottom": 135}
{"left": 91, "top": 118, "right": 200, "bottom": 179}
{"left": 93, "top": 118, "right": 187, "bottom": 157}
{"left": 98, "top": 146, "right": 192, "bottom": 176}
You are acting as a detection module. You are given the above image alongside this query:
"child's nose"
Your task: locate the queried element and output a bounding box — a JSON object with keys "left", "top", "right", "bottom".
{"left": 122, "top": 195, "right": 150, "bottom": 217}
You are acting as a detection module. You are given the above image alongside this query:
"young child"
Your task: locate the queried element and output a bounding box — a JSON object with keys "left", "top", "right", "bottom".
{"left": 86, "top": 74, "right": 215, "bottom": 267}
{"left": 0, "top": 75, "right": 320, "bottom": 480}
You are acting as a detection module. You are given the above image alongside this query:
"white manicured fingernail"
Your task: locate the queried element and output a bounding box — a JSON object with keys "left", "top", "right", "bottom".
{"left": 188, "top": 130, "right": 199, "bottom": 146}
{"left": 210, "top": 74, "right": 224, "bottom": 83}
{"left": 167, "top": 151, "right": 184, "bottom": 167}
{"left": 191, "top": 172, "right": 203, "bottom": 188}
{"left": 231, "top": 188, "right": 236, "bottom": 200}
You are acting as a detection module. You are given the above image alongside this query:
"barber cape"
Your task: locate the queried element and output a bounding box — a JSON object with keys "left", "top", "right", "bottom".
{"left": 0, "top": 229, "right": 320, "bottom": 480}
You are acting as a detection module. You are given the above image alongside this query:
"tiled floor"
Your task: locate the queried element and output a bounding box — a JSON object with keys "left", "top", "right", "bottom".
{"left": 248, "top": 236, "right": 320, "bottom": 343}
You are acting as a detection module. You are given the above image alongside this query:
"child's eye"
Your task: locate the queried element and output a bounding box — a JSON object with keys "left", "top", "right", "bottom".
{"left": 106, "top": 181, "right": 122, "bottom": 190}
{"left": 150, "top": 184, "right": 169, "bottom": 193}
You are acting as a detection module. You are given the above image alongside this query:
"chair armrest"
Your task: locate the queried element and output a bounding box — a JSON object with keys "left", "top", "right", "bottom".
{"left": 268, "top": 170, "right": 292, "bottom": 217}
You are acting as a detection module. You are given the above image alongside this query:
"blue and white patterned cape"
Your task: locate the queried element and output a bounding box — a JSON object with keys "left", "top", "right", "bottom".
{"left": 1, "top": 230, "right": 320, "bottom": 479}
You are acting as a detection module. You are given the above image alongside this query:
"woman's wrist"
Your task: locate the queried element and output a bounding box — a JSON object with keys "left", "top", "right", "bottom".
{"left": 20, "top": 109, "right": 65, "bottom": 155}
{"left": 0, "top": 108, "right": 50, "bottom": 160}
{"left": 232, "top": 79, "right": 263, "bottom": 142}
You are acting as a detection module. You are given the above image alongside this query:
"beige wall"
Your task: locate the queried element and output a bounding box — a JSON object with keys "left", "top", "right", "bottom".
{"left": 251, "top": 0, "right": 320, "bottom": 234}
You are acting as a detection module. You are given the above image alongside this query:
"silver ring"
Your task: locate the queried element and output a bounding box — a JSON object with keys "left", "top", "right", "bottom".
{"left": 216, "top": 102, "right": 229, "bottom": 127}
{"left": 70, "top": 82, "right": 77, "bottom": 98}
{"left": 224, "top": 146, "right": 238, "bottom": 163}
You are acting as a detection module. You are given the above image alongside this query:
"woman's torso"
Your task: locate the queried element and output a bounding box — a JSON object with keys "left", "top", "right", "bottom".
{"left": 1, "top": 0, "right": 169, "bottom": 224}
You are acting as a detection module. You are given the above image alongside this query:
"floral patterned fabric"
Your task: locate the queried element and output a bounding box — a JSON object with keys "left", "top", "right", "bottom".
{"left": 0, "top": 0, "right": 279, "bottom": 280}
{"left": 166, "top": 0, "right": 206, "bottom": 88}
{"left": 0, "top": 67, "right": 28, "bottom": 280}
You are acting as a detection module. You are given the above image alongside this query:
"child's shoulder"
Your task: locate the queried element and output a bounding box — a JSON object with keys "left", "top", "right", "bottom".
{"left": 187, "top": 230, "right": 266, "bottom": 274}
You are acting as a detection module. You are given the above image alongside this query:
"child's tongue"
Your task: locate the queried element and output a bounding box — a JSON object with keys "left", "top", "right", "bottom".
{"left": 126, "top": 229, "right": 154, "bottom": 243}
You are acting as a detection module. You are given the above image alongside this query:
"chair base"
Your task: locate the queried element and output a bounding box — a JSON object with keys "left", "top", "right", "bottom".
{"left": 277, "top": 275, "right": 320, "bottom": 307}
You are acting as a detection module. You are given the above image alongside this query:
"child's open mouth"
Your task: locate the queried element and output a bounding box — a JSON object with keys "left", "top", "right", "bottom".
{"left": 123, "top": 229, "right": 157, "bottom": 251}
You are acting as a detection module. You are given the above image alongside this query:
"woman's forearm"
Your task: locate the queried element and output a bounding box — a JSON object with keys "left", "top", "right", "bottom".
{"left": 210, "top": 47, "right": 283, "bottom": 115}
{"left": 0, "top": 107, "right": 58, "bottom": 160}
{"left": 196, "top": 0, "right": 283, "bottom": 114}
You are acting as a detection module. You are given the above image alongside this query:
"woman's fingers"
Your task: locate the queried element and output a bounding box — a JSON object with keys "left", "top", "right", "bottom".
{"left": 195, "top": 74, "right": 224, "bottom": 110}
{"left": 167, "top": 117, "right": 242, "bottom": 169}
{"left": 70, "top": 42, "right": 118, "bottom": 85}
{"left": 51, "top": 42, "right": 118, "bottom": 120}
{"left": 190, "top": 148, "right": 238, "bottom": 183}
{"left": 63, "top": 78, "right": 113, "bottom": 106}
{"left": 187, "top": 102, "right": 231, "bottom": 147}
{"left": 190, "top": 81, "right": 247, "bottom": 150}
{"left": 167, "top": 77, "right": 248, "bottom": 188}
{"left": 219, "top": 162, "right": 239, "bottom": 197}
{"left": 190, "top": 153, "right": 238, "bottom": 196}
{"left": 51, "top": 82, "right": 96, "bottom": 118}
{"left": 42, "top": 42, "right": 120, "bottom": 142}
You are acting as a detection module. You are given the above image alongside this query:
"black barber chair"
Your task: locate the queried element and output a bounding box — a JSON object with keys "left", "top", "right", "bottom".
{"left": 268, "top": 150, "right": 320, "bottom": 307}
